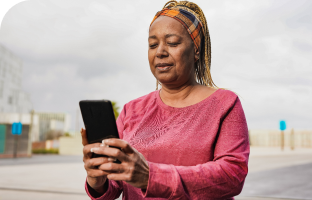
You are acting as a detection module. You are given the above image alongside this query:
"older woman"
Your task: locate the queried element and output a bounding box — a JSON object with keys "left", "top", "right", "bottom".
{"left": 81, "top": 1, "right": 249, "bottom": 200}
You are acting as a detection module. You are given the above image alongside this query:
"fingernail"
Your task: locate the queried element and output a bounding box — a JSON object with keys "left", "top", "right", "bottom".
{"left": 108, "top": 158, "right": 117, "bottom": 162}
{"left": 100, "top": 143, "right": 108, "bottom": 147}
{"left": 103, "top": 139, "right": 110, "bottom": 144}
{"left": 90, "top": 148, "right": 99, "bottom": 152}
{"left": 100, "top": 142, "right": 109, "bottom": 147}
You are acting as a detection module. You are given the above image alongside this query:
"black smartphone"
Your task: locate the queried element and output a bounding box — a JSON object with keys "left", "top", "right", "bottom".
{"left": 79, "top": 100, "right": 120, "bottom": 161}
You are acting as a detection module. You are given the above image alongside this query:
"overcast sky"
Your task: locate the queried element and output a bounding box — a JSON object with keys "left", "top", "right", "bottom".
{"left": 0, "top": 0, "right": 311, "bottom": 131}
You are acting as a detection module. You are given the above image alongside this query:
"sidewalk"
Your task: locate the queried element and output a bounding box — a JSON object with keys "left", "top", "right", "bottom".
{"left": 0, "top": 147, "right": 312, "bottom": 200}
{"left": 237, "top": 147, "right": 312, "bottom": 200}
{"left": 248, "top": 147, "right": 312, "bottom": 173}
{"left": 250, "top": 146, "right": 312, "bottom": 157}
{"left": 0, "top": 155, "right": 119, "bottom": 200}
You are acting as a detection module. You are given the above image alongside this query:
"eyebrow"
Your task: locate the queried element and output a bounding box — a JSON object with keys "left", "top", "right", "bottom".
{"left": 148, "top": 35, "right": 157, "bottom": 39}
{"left": 148, "top": 34, "right": 181, "bottom": 40}
{"left": 165, "top": 34, "right": 180, "bottom": 38}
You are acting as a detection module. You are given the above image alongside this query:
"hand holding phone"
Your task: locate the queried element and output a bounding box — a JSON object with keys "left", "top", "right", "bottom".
{"left": 79, "top": 100, "right": 120, "bottom": 161}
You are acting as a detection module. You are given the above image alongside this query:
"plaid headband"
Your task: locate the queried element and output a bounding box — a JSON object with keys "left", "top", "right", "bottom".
{"left": 150, "top": 7, "right": 204, "bottom": 51}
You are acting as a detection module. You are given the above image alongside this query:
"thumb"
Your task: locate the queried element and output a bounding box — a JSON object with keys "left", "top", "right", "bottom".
{"left": 80, "top": 128, "right": 89, "bottom": 146}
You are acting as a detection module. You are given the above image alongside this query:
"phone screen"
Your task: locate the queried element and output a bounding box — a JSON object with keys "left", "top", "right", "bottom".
{"left": 79, "top": 100, "right": 119, "bottom": 144}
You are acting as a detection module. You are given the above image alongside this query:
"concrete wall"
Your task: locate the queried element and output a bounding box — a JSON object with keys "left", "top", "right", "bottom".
{"left": 249, "top": 130, "right": 312, "bottom": 148}
{"left": 32, "top": 140, "right": 59, "bottom": 150}
{"left": 57, "top": 129, "right": 312, "bottom": 156}
{"left": 59, "top": 135, "right": 83, "bottom": 155}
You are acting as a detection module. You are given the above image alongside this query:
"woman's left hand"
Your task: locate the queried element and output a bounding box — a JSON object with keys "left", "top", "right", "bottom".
{"left": 90, "top": 139, "right": 149, "bottom": 189}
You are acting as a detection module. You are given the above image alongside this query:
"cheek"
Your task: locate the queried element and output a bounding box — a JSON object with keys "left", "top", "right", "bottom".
{"left": 174, "top": 47, "right": 194, "bottom": 70}
{"left": 148, "top": 49, "right": 156, "bottom": 74}
{"left": 148, "top": 49, "right": 154, "bottom": 65}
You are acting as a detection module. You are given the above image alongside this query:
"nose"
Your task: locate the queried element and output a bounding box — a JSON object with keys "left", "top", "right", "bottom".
{"left": 156, "top": 42, "right": 169, "bottom": 58}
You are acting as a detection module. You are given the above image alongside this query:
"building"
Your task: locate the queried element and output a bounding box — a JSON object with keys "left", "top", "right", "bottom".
{"left": 0, "top": 112, "right": 39, "bottom": 158}
{"left": 0, "top": 43, "right": 32, "bottom": 113}
{"left": 0, "top": 44, "right": 35, "bottom": 158}
{"left": 0, "top": 44, "right": 72, "bottom": 157}
{"left": 0, "top": 111, "right": 71, "bottom": 158}
{"left": 36, "top": 112, "right": 71, "bottom": 141}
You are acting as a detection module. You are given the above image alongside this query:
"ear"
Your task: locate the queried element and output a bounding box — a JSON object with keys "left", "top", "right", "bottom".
{"left": 194, "top": 48, "right": 200, "bottom": 62}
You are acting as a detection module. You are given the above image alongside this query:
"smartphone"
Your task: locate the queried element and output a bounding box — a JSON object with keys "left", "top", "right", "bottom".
{"left": 79, "top": 100, "right": 120, "bottom": 161}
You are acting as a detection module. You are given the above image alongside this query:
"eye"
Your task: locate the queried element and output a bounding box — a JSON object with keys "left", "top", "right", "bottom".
{"left": 168, "top": 42, "right": 180, "bottom": 47}
{"left": 149, "top": 43, "right": 158, "bottom": 49}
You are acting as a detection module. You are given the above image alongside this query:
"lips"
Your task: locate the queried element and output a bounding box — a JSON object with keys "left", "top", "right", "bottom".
{"left": 155, "top": 63, "right": 173, "bottom": 71}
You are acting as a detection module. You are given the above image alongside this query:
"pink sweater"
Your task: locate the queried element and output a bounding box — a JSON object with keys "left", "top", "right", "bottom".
{"left": 86, "top": 89, "right": 249, "bottom": 200}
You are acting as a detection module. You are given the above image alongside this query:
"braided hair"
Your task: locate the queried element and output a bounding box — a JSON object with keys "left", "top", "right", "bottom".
{"left": 155, "top": 0, "right": 217, "bottom": 89}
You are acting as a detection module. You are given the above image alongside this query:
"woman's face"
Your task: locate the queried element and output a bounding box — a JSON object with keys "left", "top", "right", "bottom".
{"left": 148, "top": 16, "right": 196, "bottom": 87}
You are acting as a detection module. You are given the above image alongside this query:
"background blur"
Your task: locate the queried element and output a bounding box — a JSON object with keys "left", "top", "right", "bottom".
{"left": 0, "top": 0, "right": 311, "bottom": 130}
{"left": 0, "top": 0, "right": 312, "bottom": 200}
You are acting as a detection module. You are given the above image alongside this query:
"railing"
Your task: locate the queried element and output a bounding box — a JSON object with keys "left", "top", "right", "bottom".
{"left": 249, "top": 130, "right": 312, "bottom": 148}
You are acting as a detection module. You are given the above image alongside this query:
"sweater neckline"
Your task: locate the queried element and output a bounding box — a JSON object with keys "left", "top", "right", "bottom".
{"left": 155, "top": 88, "right": 221, "bottom": 112}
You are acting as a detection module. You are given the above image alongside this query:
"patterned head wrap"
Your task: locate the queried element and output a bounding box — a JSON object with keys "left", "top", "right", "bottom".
{"left": 150, "top": 7, "right": 204, "bottom": 52}
{"left": 151, "top": 1, "right": 217, "bottom": 89}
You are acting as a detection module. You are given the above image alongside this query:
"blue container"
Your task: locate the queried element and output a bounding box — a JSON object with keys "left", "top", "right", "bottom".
{"left": 12, "top": 122, "right": 22, "bottom": 135}
{"left": 280, "top": 120, "right": 286, "bottom": 131}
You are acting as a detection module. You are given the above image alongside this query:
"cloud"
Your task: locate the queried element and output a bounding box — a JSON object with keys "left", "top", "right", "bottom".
{"left": 0, "top": 0, "right": 311, "bottom": 130}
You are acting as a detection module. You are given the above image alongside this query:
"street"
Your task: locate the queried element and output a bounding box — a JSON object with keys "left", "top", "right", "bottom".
{"left": 1, "top": 147, "right": 312, "bottom": 200}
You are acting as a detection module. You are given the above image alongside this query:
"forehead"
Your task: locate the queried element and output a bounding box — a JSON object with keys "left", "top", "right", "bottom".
{"left": 149, "top": 16, "right": 188, "bottom": 37}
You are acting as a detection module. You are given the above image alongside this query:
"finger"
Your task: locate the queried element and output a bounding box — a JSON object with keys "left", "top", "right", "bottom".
{"left": 83, "top": 143, "right": 101, "bottom": 159}
{"left": 91, "top": 146, "right": 129, "bottom": 162}
{"left": 87, "top": 168, "right": 110, "bottom": 178}
{"left": 107, "top": 173, "right": 131, "bottom": 182}
{"left": 81, "top": 128, "right": 88, "bottom": 146}
{"left": 85, "top": 157, "right": 112, "bottom": 169}
{"left": 83, "top": 143, "right": 101, "bottom": 155}
{"left": 103, "top": 139, "right": 134, "bottom": 154}
{"left": 98, "top": 162, "right": 125, "bottom": 172}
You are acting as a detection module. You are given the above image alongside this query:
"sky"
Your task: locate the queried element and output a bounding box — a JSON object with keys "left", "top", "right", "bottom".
{"left": 0, "top": 0, "right": 311, "bottom": 131}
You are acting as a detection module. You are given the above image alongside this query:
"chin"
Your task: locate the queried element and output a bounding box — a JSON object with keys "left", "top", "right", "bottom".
{"left": 154, "top": 71, "right": 179, "bottom": 84}
{"left": 157, "top": 77, "right": 177, "bottom": 85}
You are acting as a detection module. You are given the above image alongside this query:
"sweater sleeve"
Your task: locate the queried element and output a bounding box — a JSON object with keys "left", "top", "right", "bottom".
{"left": 84, "top": 105, "right": 127, "bottom": 199}
{"left": 142, "top": 97, "right": 250, "bottom": 200}
{"left": 85, "top": 180, "right": 123, "bottom": 200}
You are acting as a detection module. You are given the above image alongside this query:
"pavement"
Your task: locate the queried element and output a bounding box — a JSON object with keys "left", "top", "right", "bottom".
{"left": 236, "top": 147, "right": 312, "bottom": 200}
{"left": 0, "top": 147, "right": 312, "bottom": 200}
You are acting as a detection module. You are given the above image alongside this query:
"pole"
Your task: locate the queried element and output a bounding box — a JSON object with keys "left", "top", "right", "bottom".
{"left": 279, "top": 120, "right": 286, "bottom": 151}
{"left": 13, "top": 134, "right": 18, "bottom": 158}
{"left": 76, "top": 108, "right": 79, "bottom": 136}
{"left": 290, "top": 128, "right": 294, "bottom": 150}
{"left": 281, "top": 130, "right": 284, "bottom": 151}
{"left": 27, "top": 110, "right": 34, "bottom": 157}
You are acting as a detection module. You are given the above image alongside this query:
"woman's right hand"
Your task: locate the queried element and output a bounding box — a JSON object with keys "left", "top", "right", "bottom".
{"left": 81, "top": 128, "right": 113, "bottom": 195}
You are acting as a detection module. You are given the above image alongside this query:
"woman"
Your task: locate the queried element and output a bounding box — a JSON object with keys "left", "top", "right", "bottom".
{"left": 81, "top": 1, "right": 249, "bottom": 199}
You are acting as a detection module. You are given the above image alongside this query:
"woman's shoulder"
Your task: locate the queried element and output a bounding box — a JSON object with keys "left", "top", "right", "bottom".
{"left": 196, "top": 86, "right": 237, "bottom": 104}
{"left": 215, "top": 89, "right": 247, "bottom": 123}
{"left": 123, "top": 90, "right": 158, "bottom": 112}
{"left": 214, "top": 88, "right": 238, "bottom": 101}
{"left": 213, "top": 88, "right": 240, "bottom": 108}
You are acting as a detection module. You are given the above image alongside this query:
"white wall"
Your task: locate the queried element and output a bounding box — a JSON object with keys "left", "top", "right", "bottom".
{"left": 59, "top": 135, "right": 83, "bottom": 155}
{"left": 0, "top": 44, "right": 32, "bottom": 113}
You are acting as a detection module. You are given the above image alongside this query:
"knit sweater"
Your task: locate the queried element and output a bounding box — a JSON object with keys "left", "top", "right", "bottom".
{"left": 86, "top": 89, "right": 250, "bottom": 200}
